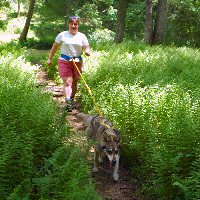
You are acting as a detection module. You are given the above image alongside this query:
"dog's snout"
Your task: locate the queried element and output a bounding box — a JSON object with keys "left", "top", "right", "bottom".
{"left": 112, "top": 160, "right": 116, "bottom": 166}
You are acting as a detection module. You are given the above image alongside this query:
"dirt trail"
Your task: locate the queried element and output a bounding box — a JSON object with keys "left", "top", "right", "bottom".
{"left": 36, "top": 69, "right": 142, "bottom": 200}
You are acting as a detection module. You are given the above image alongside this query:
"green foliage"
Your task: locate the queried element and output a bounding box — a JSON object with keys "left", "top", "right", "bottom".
{"left": 76, "top": 3, "right": 102, "bottom": 35}
{"left": 34, "top": 1, "right": 103, "bottom": 42}
{"left": 79, "top": 41, "right": 200, "bottom": 199}
{"left": 186, "top": 155, "right": 200, "bottom": 199}
{"left": 0, "top": 43, "right": 100, "bottom": 199}
{"left": 0, "top": 20, "right": 8, "bottom": 31}
{"left": 33, "top": 0, "right": 200, "bottom": 47}
{"left": 167, "top": 0, "right": 200, "bottom": 47}
{"left": 126, "top": 2, "right": 146, "bottom": 40}
{"left": 2, "top": 0, "right": 200, "bottom": 47}
{"left": 0, "top": 45, "right": 63, "bottom": 198}
{"left": 33, "top": 146, "right": 101, "bottom": 200}
{"left": 0, "top": 0, "right": 10, "bottom": 7}
{"left": 89, "top": 28, "right": 115, "bottom": 45}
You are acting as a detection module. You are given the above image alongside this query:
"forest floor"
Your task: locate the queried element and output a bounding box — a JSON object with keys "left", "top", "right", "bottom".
{"left": 35, "top": 69, "right": 145, "bottom": 200}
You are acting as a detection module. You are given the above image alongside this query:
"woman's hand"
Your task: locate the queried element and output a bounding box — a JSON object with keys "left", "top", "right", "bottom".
{"left": 85, "top": 50, "right": 91, "bottom": 56}
{"left": 47, "top": 58, "right": 53, "bottom": 66}
{"left": 84, "top": 45, "right": 91, "bottom": 56}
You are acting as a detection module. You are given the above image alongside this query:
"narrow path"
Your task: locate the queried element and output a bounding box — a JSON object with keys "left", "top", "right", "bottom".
{"left": 35, "top": 69, "right": 143, "bottom": 200}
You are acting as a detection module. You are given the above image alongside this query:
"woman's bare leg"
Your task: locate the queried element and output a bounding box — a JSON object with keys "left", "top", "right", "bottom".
{"left": 71, "top": 78, "right": 78, "bottom": 99}
{"left": 62, "top": 76, "right": 73, "bottom": 100}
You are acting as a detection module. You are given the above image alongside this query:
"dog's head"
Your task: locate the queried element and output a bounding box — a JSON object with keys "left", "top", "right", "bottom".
{"left": 102, "top": 128, "right": 121, "bottom": 167}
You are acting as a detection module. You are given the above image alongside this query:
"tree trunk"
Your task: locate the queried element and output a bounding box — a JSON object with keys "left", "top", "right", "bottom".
{"left": 114, "top": 0, "right": 127, "bottom": 43}
{"left": 153, "top": 0, "right": 168, "bottom": 44}
{"left": 17, "top": 0, "right": 20, "bottom": 18}
{"left": 19, "top": 0, "right": 36, "bottom": 42}
{"left": 145, "top": 0, "right": 154, "bottom": 45}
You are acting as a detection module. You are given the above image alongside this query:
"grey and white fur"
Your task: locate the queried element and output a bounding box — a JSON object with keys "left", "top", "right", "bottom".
{"left": 77, "top": 113, "right": 121, "bottom": 181}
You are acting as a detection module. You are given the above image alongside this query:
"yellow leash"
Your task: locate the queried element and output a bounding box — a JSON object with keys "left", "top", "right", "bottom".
{"left": 72, "top": 59, "right": 103, "bottom": 116}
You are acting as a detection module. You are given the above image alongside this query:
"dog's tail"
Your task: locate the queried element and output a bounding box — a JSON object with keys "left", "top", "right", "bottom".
{"left": 77, "top": 112, "right": 93, "bottom": 126}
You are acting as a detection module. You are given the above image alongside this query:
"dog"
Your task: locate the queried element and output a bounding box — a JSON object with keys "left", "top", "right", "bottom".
{"left": 77, "top": 113, "right": 121, "bottom": 181}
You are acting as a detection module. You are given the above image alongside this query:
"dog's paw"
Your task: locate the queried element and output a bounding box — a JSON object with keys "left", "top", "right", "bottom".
{"left": 113, "top": 173, "right": 119, "bottom": 181}
{"left": 93, "top": 167, "right": 99, "bottom": 172}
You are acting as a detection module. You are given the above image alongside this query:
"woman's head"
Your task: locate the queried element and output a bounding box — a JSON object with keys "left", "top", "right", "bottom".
{"left": 68, "top": 16, "right": 80, "bottom": 35}
{"left": 68, "top": 16, "right": 80, "bottom": 24}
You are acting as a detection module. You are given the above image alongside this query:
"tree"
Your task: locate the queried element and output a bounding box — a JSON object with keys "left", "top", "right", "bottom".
{"left": 19, "top": 0, "right": 36, "bottom": 42}
{"left": 17, "top": 0, "right": 20, "bottom": 17}
{"left": 114, "top": 0, "right": 127, "bottom": 43}
{"left": 167, "top": 0, "right": 200, "bottom": 47}
{"left": 145, "top": 0, "right": 154, "bottom": 44}
{"left": 145, "top": 0, "right": 168, "bottom": 45}
{"left": 154, "top": 0, "right": 168, "bottom": 44}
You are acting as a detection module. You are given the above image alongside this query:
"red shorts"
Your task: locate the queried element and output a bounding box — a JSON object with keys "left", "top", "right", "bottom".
{"left": 58, "top": 59, "right": 82, "bottom": 79}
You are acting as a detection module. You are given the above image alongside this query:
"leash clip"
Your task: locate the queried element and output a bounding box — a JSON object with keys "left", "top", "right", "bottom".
{"left": 73, "top": 57, "right": 80, "bottom": 62}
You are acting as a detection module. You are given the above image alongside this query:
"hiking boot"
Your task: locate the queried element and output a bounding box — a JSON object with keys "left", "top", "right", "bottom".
{"left": 65, "top": 99, "right": 76, "bottom": 112}
{"left": 65, "top": 104, "right": 73, "bottom": 112}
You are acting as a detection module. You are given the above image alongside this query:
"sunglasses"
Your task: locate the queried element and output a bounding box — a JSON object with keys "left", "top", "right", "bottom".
{"left": 69, "top": 16, "right": 79, "bottom": 20}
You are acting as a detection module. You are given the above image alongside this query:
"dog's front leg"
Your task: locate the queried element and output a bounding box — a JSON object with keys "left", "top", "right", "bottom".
{"left": 86, "top": 126, "right": 92, "bottom": 138}
{"left": 93, "top": 150, "right": 99, "bottom": 172}
{"left": 113, "top": 158, "right": 119, "bottom": 181}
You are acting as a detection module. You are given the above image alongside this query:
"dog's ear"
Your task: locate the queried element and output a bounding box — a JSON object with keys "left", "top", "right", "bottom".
{"left": 113, "top": 136, "right": 121, "bottom": 143}
{"left": 114, "top": 129, "right": 121, "bottom": 142}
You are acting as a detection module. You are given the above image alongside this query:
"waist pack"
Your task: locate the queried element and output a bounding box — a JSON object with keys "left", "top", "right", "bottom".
{"left": 61, "top": 54, "right": 82, "bottom": 62}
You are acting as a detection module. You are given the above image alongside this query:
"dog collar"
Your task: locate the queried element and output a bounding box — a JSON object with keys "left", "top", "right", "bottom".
{"left": 100, "top": 122, "right": 111, "bottom": 128}
{"left": 100, "top": 119, "right": 116, "bottom": 129}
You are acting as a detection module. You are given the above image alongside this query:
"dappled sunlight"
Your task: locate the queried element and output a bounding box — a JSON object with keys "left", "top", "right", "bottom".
{"left": 84, "top": 50, "right": 105, "bottom": 73}
{"left": 0, "top": 0, "right": 199, "bottom": 198}
{"left": 80, "top": 41, "right": 200, "bottom": 199}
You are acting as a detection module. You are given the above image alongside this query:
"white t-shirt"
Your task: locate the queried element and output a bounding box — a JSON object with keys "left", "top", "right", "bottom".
{"left": 55, "top": 31, "right": 89, "bottom": 59}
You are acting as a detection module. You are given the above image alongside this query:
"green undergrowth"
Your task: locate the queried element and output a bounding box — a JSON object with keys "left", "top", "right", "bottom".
{"left": 3, "top": 39, "right": 200, "bottom": 199}
{"left": 0, "top": 42, "right": 100, "bottom": 200}
{"left": 20, "top": 39, "right": 200, "bottom": 199}
{"left": 79, "top": 41, "right": 200, "bottom": 199}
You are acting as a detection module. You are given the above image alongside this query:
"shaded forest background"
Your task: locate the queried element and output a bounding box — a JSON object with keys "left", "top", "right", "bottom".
{"left": 0, "top": 0, "right": 200, "bottom": 47}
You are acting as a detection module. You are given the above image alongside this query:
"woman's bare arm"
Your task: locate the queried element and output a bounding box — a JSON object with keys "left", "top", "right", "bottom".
{"left": 47, "top": 42, "right": 60, "bottom": 66}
